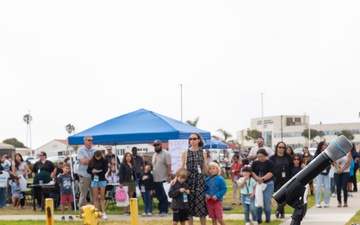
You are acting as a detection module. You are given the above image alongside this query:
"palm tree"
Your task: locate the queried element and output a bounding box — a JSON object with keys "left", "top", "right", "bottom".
{"left": 23, "top": 113, "right": 33, "bottom": 153}
{"left": 186, "top": 117, "right": 199, "bottom": 127}
{"left": 23, "top": 114, "right": 32, "bottom": 125}
{"left": 65, "top": 124, "right": 76, "bottom": 135}
{"left": 217, "top": 129, "right": 232, "bottom": 142}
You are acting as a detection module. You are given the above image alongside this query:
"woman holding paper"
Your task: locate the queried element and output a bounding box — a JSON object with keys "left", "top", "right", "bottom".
{"left": 87, "top": 150, "right": 108, "bottom": 220}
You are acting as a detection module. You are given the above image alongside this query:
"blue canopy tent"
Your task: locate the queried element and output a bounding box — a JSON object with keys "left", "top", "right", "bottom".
{"left": 203, "top": 138, "right": 228, "bottom": 149}
{"left": 68, "top": 108, "right": 211, "bottom": 145}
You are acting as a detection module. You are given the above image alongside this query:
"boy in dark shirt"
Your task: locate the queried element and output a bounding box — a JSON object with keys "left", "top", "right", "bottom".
{"left": 168, "top": 168, "right": 190, "bottom": 225}
{"left": 57, "top": 164, "right": 73, "bottom": 221}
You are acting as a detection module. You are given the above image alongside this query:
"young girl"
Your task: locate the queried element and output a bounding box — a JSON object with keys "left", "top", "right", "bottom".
{"left": 205, "top": 162, "right": 227, "bottom": 225}
{"left": 119, "top": 152, "right": 136, "bottom": 215}
{"left": 11, "top": 177, "right": 21, "bottom": 209}
{"left": 139, "top": 164, "right": 155, "bottom": 216}
{"left": 87, "top": 150, "right": 108, "bottom": 220}
{"left": 105, "top": 158, "right": 119, "bottom": 184}
{"left": 230, "top": 154, "right": 242, "bottom": 205}
{"left": 237, "top": 167, "right": 258, "bottom": 225}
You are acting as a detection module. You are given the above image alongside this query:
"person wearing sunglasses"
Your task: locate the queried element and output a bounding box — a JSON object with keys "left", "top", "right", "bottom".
{"left": 77, "top": 136, "right": 95, "bottom": 208}
{"left": 269, "top": 141, "right": 291, "bottom": 219}
{"left": 290, "top": 154, "right": 307, "bottom": 215}
{"left": 178, "top": 132, "right": 208, "bottom": 225}
{"left": 151, "top": 139, "right": 171, "bottom": 217}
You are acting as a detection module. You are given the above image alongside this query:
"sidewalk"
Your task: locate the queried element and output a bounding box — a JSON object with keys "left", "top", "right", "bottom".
{"left": 0, "top": 192, "right": 358, "bottom": 224}
{"left": 280, "top": 190, "right": 359, "bottom": 225}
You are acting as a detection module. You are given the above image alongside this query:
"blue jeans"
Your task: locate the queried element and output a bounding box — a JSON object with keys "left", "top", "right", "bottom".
{"left": 315, "top": 174, "right": 330, "bottom": 205}
{"left": 0, "top": 187, "right": 8, "bottom": 208}
{"left": 330, "top": 177, "right": 336, "bottom": 194}
{"left": 334, "top": 172, "right": 350, "bottom": 204}
{"left": 257, "top": 180, "right": 274, "bottom": 222}
{"left": 154, "top": 182, "right": 168, "bottom": 213}
{"left": 241, "top": 194, "right": 257, "bottom": 223}
{"left": 143, "top": 190, "right": 153, "bottom": 214}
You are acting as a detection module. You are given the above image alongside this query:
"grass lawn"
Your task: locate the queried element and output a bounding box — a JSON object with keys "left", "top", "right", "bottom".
{"left": 2, "top": 173, "right": 359, "bottom": 225}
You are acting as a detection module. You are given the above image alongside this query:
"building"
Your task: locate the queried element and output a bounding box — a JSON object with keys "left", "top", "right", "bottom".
{"left": 237, "top": 115, "right": 360, "bottom": 150}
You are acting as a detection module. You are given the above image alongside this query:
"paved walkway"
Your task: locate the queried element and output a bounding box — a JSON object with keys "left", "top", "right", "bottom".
{"left": 280, "top": 190, "right": 359, "bottom": 225}
{"left": 0, "top": 191, "right": 358, "bottom": 224}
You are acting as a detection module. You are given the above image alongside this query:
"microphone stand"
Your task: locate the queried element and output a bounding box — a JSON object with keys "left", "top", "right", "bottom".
{"left": 282, "top": 179, "right": 307, "bottom": 225}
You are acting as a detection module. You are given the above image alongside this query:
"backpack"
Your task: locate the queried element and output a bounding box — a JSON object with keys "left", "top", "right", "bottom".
{"left": 115, "top": 187, "right": 127, "bottom": 202}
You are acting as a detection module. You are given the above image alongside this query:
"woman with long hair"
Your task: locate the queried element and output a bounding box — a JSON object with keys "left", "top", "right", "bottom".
{"left": 314, "top": 141, "right": 331, "bottom": 208}
{"left": 180, "top": 132, "right": 208, "bottom": 225}
{"left": 119, "top": 152, "right": 136, "bottom": 215}
{"left": 269, "top": 141, "right": 291, "bottom": 219}
{"left": 87, "top": 150, "right": 108, "bottom": 219}
{"left": 11, "top": 153, "right": 30, "bottom": 209}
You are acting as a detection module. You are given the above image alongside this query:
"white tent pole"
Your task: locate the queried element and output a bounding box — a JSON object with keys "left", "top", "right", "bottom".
{"left": 67, "top": 143, "right": 77, "bottom": 212}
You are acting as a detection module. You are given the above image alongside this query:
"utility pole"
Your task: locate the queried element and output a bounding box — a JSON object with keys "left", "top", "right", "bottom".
{"left": 180, "top": 84, "right": 183, "bottom": 122}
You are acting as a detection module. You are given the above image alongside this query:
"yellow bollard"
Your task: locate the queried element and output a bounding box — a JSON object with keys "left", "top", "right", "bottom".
{"left": 130, "top": 198, "right": 138, "bottom": 225}
{"left": 45, "top": 198, "right": 54, "bottom": 225}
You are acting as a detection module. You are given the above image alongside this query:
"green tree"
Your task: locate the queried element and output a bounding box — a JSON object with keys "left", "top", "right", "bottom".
{"left": 65, "top": 124, "right": 76, "bottom": 135}
{"left": 3, "top": 138, "right": 26, "bottom": 148}
{"left": 245, "top": 129, "right": 262, "bottom": 143}
{"left": 301, "top": 129, "right": 319, "bottom": 142}
{"left": 217, "top": 129, "right": 232, "bottom": 142}
{"left": 186, "top": 117, "right": 199, "bottom": 127}
{"left": 337, "top": 129, "right": 354, "bottom": 141}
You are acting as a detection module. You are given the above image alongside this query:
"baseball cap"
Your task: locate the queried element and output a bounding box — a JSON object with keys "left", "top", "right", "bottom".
{"left": 153, "top": 140, "right": 162, "bottom": 146}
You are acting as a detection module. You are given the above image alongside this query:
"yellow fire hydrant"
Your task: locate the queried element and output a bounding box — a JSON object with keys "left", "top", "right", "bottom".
{"left": 76, "top": 204, "right": 103, "bottom": 225}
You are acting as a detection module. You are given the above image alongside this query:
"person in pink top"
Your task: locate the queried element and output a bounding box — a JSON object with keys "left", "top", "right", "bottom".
{"left": 230, "top": 154, "right": 243, "bottom": 205}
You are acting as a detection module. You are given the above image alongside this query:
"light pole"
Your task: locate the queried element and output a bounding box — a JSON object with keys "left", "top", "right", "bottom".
{"left": 261, "top": 93, "right": 265, "bottom": 143}
{"left": 180, "top": 84, "right": 183, "bottom": 122}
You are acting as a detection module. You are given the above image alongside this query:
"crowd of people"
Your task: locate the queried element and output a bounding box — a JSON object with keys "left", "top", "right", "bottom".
{"left": 0, "top": 134, "right": 359, "bottom": 225}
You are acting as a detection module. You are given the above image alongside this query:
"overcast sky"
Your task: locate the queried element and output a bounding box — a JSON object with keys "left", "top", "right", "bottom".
{"left": 1, "top": 1, "right": 360, "bottom": 149}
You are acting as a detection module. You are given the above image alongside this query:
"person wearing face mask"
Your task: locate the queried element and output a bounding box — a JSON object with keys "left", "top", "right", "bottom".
{"left": 151, "top": 140, "right": 172, "bottom": 217}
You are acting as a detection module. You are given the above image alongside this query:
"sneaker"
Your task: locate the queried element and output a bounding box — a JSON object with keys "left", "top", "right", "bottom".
{"left": 245, "top": 222, "right": 250, "bottom": 225}
{"left": 147, "top": 213, "right": 152, "bottom": 217}
{"left": 160, "top": 212, "right": 168, "bottom": 217}
{"left": 253, "top": 221, "right": 258, "bottom": 225}
{"left": 332, "top": 193, "right": 336, "bottom": 197}
{"left": 68, "top": 215, "right": 74, "bottom": 220}
{"left": 324, "top": 204, "right": 330, "bottom": 208}
{"left": 61, "top": 216, "right": 65, "bottom": 221}
{"left": 316, "top": 205, "right": 322, "bottom": 208}
{"left": 102, "top": 213, "right": 108, "bottom": 220}
{"left": 142, "top": 213, "right": 147, "bottom": 217}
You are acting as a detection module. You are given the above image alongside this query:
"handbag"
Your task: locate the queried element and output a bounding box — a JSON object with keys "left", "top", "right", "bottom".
{"left": 18, "top": 175, "right": 28, "bottom": 192}
{"left": 116, "top": 186, "right": 129, "bottom": 207}
{"left": 255, "top": 183, "right": 264, "bottom": 208}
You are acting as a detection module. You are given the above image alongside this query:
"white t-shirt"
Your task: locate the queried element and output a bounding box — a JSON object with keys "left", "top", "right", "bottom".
{"left": 248, "top": 145, "right": 273, "bottom": 160}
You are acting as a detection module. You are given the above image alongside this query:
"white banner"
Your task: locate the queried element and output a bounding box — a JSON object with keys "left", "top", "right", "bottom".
{"left": 169, "top": 139, "right": 188, "bottom": 174}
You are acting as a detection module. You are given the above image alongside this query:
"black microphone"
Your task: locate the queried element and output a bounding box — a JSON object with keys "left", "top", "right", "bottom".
{"left": 273, "top": 135, "right": 352, "bottom": 205}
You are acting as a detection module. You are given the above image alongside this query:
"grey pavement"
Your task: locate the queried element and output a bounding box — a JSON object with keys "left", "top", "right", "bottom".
{"left": 279, "top": 190, "right": 359, "bottom": 225}
{"left": 0, "top": 191, "right": 359, "bottom": 224}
